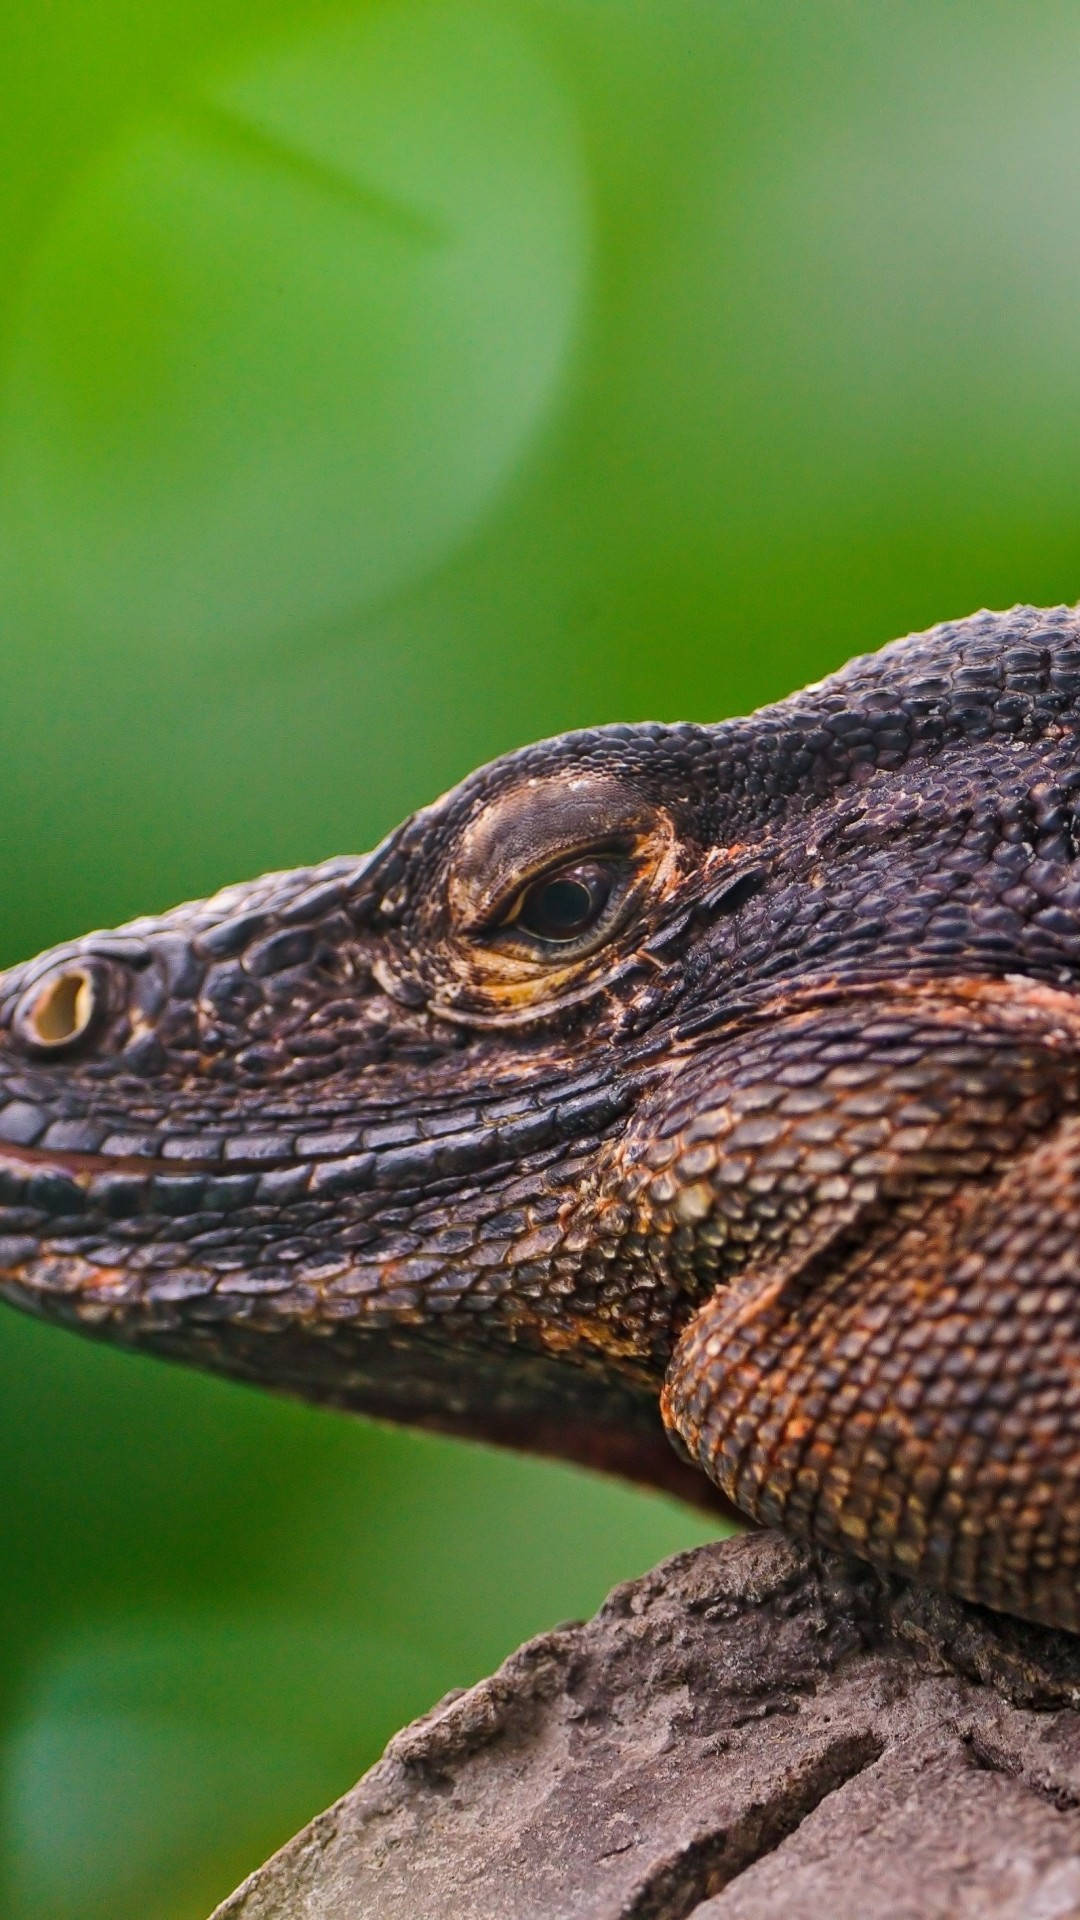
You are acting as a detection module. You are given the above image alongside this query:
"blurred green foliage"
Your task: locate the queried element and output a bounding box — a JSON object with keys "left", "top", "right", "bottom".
{"left": 2, "top": 1, "right": 1080, "bottom": 1914}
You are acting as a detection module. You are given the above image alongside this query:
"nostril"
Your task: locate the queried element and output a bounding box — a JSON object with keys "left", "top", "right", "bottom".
{"left": 14, "top": 966, "right": 99, "bottom": 1054}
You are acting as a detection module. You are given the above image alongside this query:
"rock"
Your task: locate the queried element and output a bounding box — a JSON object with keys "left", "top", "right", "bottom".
{"left": 211, "top": 1531, "right": 1080, "bottom": 1920}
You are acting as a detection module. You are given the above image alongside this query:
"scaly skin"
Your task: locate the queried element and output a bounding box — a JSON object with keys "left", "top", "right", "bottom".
{"left": 5, "top": 605, "right": 1080, "bottom": 1623}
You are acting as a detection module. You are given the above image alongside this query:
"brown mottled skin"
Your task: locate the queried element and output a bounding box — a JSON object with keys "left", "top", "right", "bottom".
{"left": 5, "top": 605, "right": 1080, "bottom": 1629}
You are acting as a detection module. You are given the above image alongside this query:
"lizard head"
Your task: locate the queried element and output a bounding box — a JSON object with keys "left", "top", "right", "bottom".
{"left": 2, "top": 602, "right": 1080, "bottom": 1505}
{"left": 0, "top": 724, "right": 737, "bottom": 1499}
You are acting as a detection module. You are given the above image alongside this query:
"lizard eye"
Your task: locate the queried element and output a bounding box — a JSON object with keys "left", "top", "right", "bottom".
{"left": 496, "top": 854, "right": 632, "bottom": 957}
{"left": 442, "top": 774, "right": 681, "bottom": 1012}
{"left": 515, "top": 860, "right": 616, "bottom": 944}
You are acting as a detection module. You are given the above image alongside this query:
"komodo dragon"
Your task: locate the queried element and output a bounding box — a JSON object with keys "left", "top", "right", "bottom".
{"left": 3, "top": 603, "right": 1080, "bottom": 1630}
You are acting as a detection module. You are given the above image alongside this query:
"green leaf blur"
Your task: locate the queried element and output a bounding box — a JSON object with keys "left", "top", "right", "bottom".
{"left": 2, "top": 3, "right": 1079, "bottom": 1914}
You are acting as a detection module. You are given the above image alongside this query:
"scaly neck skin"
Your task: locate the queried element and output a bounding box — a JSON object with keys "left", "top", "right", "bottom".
{"left": 3, "top": 603, "right": 1080, "bottom": 1522}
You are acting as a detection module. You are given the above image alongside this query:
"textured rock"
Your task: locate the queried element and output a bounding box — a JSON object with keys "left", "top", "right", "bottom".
{"left": 210, "top": 1531, "right": 1080, "bottom": 1919}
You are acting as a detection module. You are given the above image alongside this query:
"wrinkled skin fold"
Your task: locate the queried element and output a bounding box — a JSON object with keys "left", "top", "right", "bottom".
{"left": 5, "top": 603, "right": 1080, "bottom": 1623}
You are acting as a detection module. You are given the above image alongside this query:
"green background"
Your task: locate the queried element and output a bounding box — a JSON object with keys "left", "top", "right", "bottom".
{"left": 2, "top": 3, "right": 1080, "bottom": 1914}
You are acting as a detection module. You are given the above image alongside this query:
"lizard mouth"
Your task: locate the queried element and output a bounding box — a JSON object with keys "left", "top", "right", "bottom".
{"left": 0, "top": 1138, "right": 198, "bottom": 1181}
{"left": 0, "top": 1136, "right": 308, "bottom": 1182}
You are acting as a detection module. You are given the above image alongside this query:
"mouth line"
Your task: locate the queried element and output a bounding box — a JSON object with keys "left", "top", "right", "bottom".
{"left": 0, "top": 1139, "right": 243, "bottom": 1183}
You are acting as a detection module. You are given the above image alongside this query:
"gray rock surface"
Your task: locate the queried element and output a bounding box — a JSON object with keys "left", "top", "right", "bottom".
{"left": 211, "top": 1532, "right": 1080, "bottom": 1920}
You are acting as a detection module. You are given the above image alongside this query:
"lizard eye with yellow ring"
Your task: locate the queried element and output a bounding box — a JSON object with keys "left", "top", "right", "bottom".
{"left": 441, "top": 775, "right": 681, "bottom": 1008}
{"left": 514, "top": 860, "right": 616, "bottom": 944}
{"left": 492, "top": 854, "right": 636, "bottom": 959}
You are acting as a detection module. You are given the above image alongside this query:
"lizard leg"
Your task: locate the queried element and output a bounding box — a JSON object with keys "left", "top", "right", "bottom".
{"left": 662, "top": 1114, "right": 1080, "bottom": 1631}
